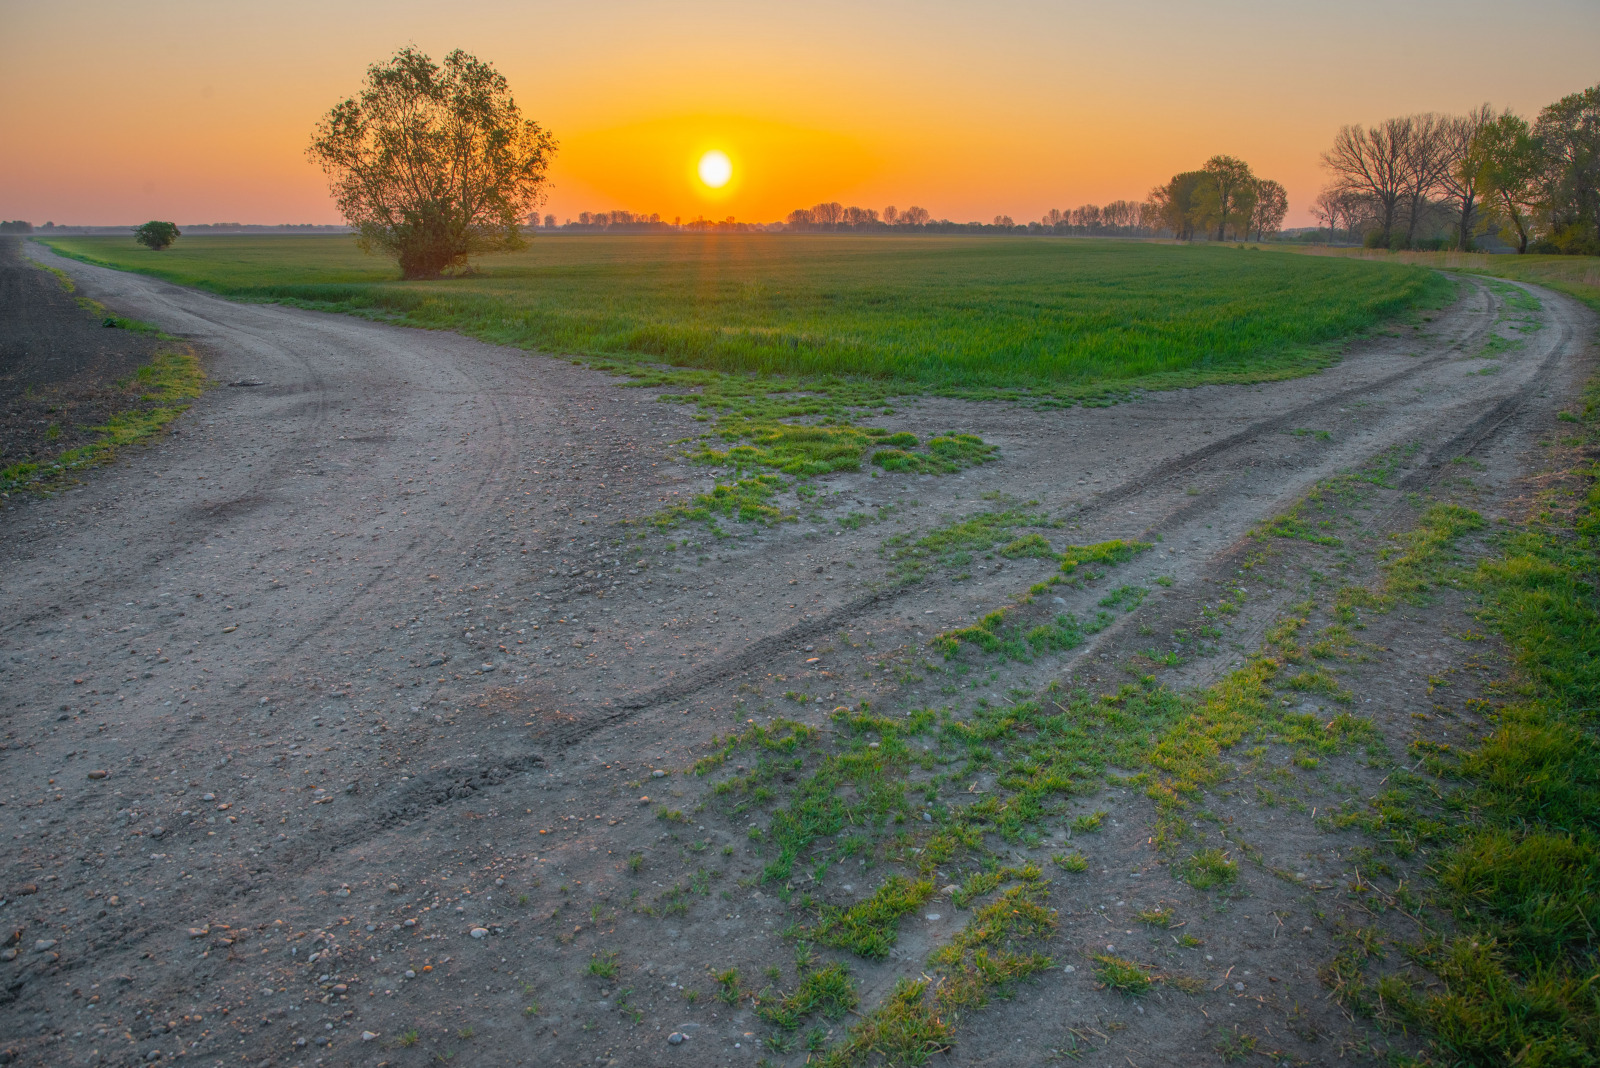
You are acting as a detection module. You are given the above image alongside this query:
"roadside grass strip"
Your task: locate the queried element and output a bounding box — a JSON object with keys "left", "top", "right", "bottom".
{"left": 1314, "top": 378, "right": 1600, "bottom": 1065}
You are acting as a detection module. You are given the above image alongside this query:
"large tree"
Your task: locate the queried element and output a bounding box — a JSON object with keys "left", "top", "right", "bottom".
{"left": 308, "top": 47, "right": 556, "bottom": 280}
{"left": 1533, "top": 83, "right": 1600, "bottom": 253}
{"left": 1149, "top": 170, "right": 1209, "bottom": 240}
{"left": 1440, "top": 105, "right": 1495, "bottom": 251}
{"left": 1322, "top": 118, "right": 1410, "bottom": 245}
{"left": 1474, "top": 112, "right": 1542, "bottom": 253}
{"left": 1198, "top": 155, "right": 1256, "bottom": 241}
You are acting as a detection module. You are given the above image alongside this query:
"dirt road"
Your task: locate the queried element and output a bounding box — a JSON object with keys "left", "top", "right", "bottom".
{"left": 1, "top": 243, "right": 1588, "bottom": 1067}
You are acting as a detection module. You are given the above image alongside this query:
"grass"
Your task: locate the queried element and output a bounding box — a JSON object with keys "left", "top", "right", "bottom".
{"left": 755, "top": 962, "right": 859, "bottom": 1029}
{"left": 1092, "top": 954, "right": 1154, "bottom": 996}
{"left": 1318, "top": 371, "right": 1600, "bottom": 1065}
{"left": 808, "top": 875, "right": 934, "bottom": 959}
{"left": 42, "top": 234, "right": 1444, "bottom": 395}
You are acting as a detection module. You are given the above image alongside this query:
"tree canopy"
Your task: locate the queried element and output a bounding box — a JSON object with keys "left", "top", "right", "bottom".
{"left": 133, "top": 221, "right": 180, "bottom": 250}
{"left": 308, "top": 47, "right": 557, "bottom": 279}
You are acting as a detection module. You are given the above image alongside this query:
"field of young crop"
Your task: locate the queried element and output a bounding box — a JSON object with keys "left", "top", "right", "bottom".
{"left": 44, "top": 234, "right": 1444, "bottom": 395}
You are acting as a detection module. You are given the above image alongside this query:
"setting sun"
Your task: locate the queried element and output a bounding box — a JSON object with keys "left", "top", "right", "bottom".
{"left": 697, "top": 150, "right": 732, "bottom": 189}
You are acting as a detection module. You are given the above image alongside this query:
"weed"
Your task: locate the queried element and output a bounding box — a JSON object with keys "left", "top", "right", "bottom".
{"left": 1052, "top": 852, "right": 1089, "bottom": 872}
{"left": 586, "top": 951, "right": 620, "bottom": 980}
{"left": 1179, "top": 849, "right": 1238, "bottom": 890}
{"left": 397, "top": 1030, "right": 419, "bottom": 1047}
{"left": 1092, "top": 954, "right": 1153, "bottom": 996}
{"left": 1071, "top": 811, "right": 1106, "bottom": 834}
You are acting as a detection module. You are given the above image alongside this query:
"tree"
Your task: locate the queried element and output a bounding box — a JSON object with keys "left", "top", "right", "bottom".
{"left": 1475, "top": 112, "right": 1541, "bottom": 253}
{"left": 882, "top": 205, "right": 898, "bottom": 225}
{"left": 899, "top": 206, "right": 930, "bottom": 226}
{"left": 811, "top": 202, "right": 844, "bottom": 225}
{"left": 134, "top": 221, "right": 181, "bottom": 250}
{"left": 1198, "top": 155, "right": 1256, "bottom": 241}
{"left": 1439, "top": 105, "right": 1495, "bottom": 251}
{"left": 1323, "top": 118, "right": 1410, "bottom": 245}
{"left": 1249, "top": 179, "right": 1288, "bottom": 241}
{"left": 1532, "top": 82, "right": 1600, "bottom": 253}
{"left": 1150, "top": 171, "right": 1209, "bottom": 240}
{"left": 1395, "top": 113, "right": 1452, "bottom": 248}
{"left": 307, "top": 47, "right": 556, "bottom": 279}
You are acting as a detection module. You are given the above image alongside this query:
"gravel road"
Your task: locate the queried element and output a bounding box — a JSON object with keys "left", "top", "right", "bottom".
{"left": 0, "top": 243, "right": 1588, "bottom": 1067}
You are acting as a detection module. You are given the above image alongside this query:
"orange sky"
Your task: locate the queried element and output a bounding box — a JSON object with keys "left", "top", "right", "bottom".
{"left": 2, "top": 0, "right": 1597, "bottom": 228}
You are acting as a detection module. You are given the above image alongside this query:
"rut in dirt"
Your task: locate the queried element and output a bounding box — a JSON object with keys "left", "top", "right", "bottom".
{"left": 0, "top": 244, "right": 1585, "bottom": 1068}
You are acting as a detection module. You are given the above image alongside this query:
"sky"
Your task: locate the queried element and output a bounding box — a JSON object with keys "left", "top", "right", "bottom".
{"left": 2, "top": 0, "right": 1597, "bottom": 228}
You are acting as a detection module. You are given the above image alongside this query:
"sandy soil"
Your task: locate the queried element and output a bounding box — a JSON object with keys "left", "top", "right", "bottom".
{"left": 0, "top": 241, "right": 1589, "bottom": 1068}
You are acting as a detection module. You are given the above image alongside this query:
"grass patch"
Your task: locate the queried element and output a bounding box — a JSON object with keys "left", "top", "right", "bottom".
{"left": 1178, "top": 848, "right": 1238, "bottom": 890}
{"left": 755, "top": 962, "right": 858, "bottom": 1029}
{"left": 808, "top": 875, "right": 934, "bottom": 960}
{"left": 1092, "top": 954, "right": 1154, "bottom": 996}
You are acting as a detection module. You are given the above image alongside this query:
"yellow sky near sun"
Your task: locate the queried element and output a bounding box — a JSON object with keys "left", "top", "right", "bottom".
{"left": 1, "top": 0, "right": 1597, "bottom": 227}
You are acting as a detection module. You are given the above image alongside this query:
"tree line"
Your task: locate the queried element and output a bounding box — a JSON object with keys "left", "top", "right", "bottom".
{"left": 1316, "top": 82, "right": 1599, "bottom": 253}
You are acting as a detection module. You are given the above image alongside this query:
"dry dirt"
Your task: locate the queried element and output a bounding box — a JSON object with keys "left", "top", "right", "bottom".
{"left": 0, "top": 241, "right": 1590, "bottom": 1068}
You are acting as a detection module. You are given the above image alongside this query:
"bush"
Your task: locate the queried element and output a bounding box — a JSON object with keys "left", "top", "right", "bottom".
{"left": 134, "top": 221, "right": 181, "bottom": 250}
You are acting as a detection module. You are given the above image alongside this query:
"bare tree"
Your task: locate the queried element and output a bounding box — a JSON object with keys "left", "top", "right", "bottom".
{"left": 1322, "top": 118, "right": 1410, "bottom": 245}
{"left": 1397, "top": 113, "right": 1453, "bottom": 247}
{"left": 811, "top": 202, "right": 844, "bottom": 225}
{"left": 900, "top": 206, "right": 930, "bottom": 226}
{"left": 882, "top": 205, "right": 898, "bottom": 225}
{"left": 1249, "top": 179, "right": 1288, "bottom": 241}
{"left": 1438, "top": 105, "right": 1495, "bottom": 250}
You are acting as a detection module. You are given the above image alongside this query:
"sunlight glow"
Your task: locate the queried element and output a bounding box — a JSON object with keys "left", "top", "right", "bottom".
{"left": 697, "top": 150, "right": 732, "bottom": 189}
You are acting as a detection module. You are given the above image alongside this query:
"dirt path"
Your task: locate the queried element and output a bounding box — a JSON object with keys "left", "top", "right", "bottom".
{"left": 0, "top": 244, "right": 1588, "bottom": 1068}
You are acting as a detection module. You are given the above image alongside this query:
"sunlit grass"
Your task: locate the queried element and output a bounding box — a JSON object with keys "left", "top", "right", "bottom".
{"left": 43, "top": 233, "right": 1443, "bottom": 395}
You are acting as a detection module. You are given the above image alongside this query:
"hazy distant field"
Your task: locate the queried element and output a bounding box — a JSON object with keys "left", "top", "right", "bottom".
{"left": 43, "top": 234, "right": 1443, "bottom": 393}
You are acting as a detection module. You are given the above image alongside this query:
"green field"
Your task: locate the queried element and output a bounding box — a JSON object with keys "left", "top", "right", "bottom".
{"left": 42, "top": 234, "right": 1443, "bottom": 397}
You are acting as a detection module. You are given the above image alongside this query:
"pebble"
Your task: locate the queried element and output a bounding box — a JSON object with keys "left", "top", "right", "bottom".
{"left": 404, "top": 970, "right": 416, "bottom": 979}
{"left": 924, "top": 913, "right": 941, "bottom": 922}
{"left": 1, "top": 948, "right": 17, "bottom": 961}
{"left": 331, "top": 984, "right": 348, "bottom": 994}
{"left": 651, "top": 769, "right": 666, "bottom": 778}
{"left": 1063, "top": 965, "right": 1075, "bottom": 973}
{"left": 638, "top": 796, "right": 650, "bottom": 804}
{"left": 470, "top": 927, "right": 489, "bottom": 939}
{"left": 362, "top": 1031, "right": 378, "bottom": 1042}
{"left": 202, "top": 793, "right": 215, "bottom": 802}
{"left": 403, "top": 918, "right": 416, "bottom": 927}
{"left": 1234, "top": 981, "right": 1246, "bottom": 992}
{"left": 260, "top": 986, "right": 274, "bottom": 995}
{"left": 667, "top": 1032, "right": 686, "bottom": 1045}
{"left": 187, "top": 927, "right": 209, "bottom": 939}
{"left": 86, "top": 769, "right": 108, "bottom": 780}
{"left": 33, "top": 939, "right": 57, "bottom": 953}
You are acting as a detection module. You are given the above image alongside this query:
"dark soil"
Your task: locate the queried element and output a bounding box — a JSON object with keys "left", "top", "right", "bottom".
{"left": 0, "top": 236, "right": 167, "bottom": 474}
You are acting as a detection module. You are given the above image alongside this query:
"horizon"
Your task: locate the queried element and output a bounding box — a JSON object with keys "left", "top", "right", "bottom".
{"left": 2, "top": 0, "right": 1597, "bottom": 229}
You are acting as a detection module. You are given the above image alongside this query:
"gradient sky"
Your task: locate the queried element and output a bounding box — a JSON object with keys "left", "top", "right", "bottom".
{"left": 2, "top": 0, "right": 1597, "bottom": 228}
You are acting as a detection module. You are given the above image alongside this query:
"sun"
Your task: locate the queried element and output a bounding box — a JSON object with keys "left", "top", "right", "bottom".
{"left": 697, "top": 150, "right": 733, "bottom": 189}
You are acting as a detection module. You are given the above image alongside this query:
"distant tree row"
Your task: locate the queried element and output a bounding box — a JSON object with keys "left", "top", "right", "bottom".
{"left": 784, "top": 203, "right": 931, "bottom": 229}
{"left": 0, "top": 220, "right": 34, "bottom": 233}
{"left": 1317, "top": 82, "right": 1600, "bottom": 253}
{"left": 1148, "top": 157, "right": 1289, "bottom": 242}
{"left": 1034, "top": 200, "right": 1163, "bottom": 236}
